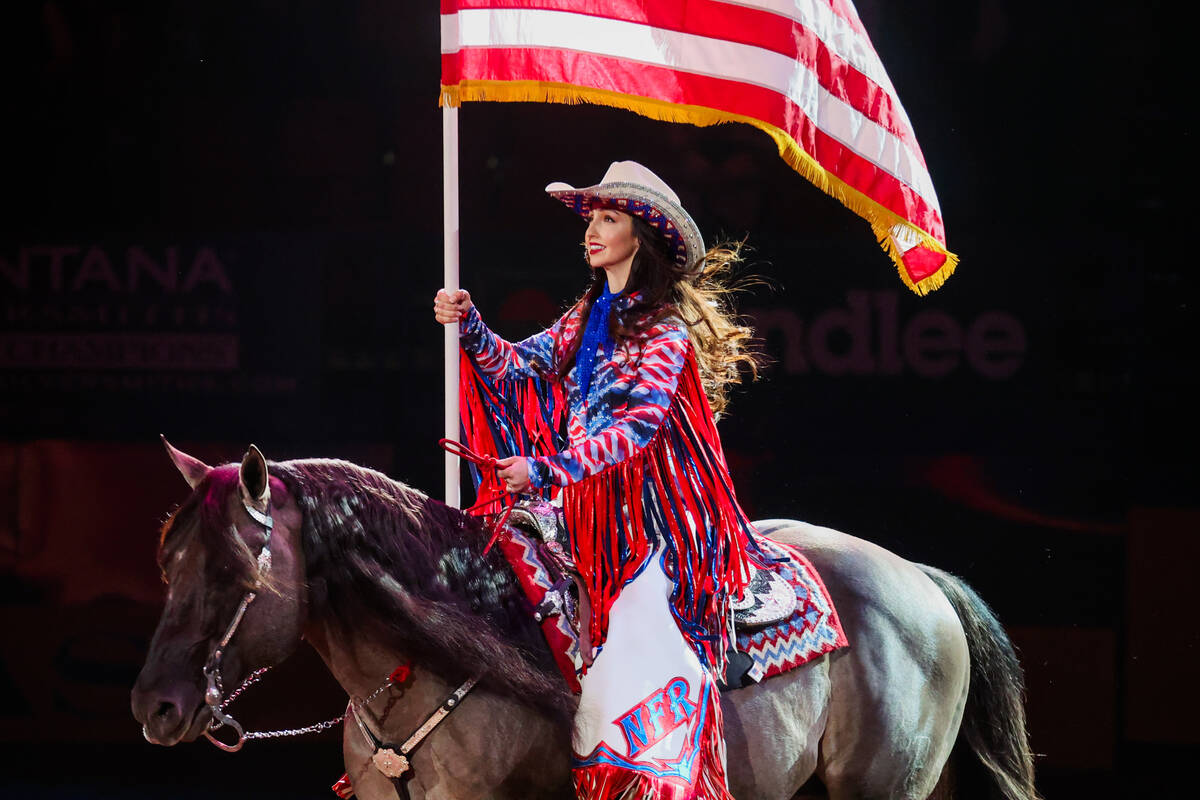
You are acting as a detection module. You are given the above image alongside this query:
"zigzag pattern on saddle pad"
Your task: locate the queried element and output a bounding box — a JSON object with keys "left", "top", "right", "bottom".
{"left": 495, "top": 526, "right": 584, "bottom": 693}
{"left": 498, "top": 524, "right": 847, "bottom": 691}
{"left": 735, "top": 537, "right": 848, "bottom": 683}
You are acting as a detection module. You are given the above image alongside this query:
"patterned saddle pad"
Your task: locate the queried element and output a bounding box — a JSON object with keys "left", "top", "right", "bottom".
{"left": 732, "top": 536, "right": 848, "bottom": 684}
{"left": 496, "top": 504, "right": 847, "bottom": 691}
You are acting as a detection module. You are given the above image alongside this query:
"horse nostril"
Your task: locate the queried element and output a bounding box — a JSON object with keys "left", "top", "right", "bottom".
{"left": 154, "top": 700, "right": 178, "bottom": 721}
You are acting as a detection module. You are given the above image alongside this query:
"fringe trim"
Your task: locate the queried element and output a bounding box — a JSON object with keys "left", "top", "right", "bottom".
{"left": 561, "top": 345, "right": 757, "bottom": 675}
{"left": 458, "top": 348, "right": 564, "bottom": 511}
{"left": 458, "top": 341, "right": 762, "bottom": 675}
{"left": 441, "top": 80, "right": 958, "bottom": 296}
{"left": 573, "top": 685, "right": 732, "bottom": 800}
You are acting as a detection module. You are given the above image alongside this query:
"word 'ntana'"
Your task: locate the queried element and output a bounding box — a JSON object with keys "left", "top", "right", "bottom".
{"left": 1, "top": 246, "right": 233, "bottom": 294}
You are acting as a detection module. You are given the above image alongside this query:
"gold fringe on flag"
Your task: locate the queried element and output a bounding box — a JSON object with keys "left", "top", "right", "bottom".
{"left": 441, "top": 81, "right": 958, "bottom": 296}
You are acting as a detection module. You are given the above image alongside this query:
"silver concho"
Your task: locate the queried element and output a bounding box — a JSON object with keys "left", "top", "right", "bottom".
{"left": 373, "top": 748, "right": 410, "bottom": 778}
{"left": 733, "top": 567, "right": 797, "bottom": 629}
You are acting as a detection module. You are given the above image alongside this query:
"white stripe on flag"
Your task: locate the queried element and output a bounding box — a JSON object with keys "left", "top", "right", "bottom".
{"left": 727, "top": 0, "right": 916, "bottom": 137}
{"left": 441, "top": 11, "right": 459, "bottom": 54}
{"left": 443, "top": 8, "right": 940, "bottom": 213}
{"left": 727, "top": 0, "right": 900, "bottom": 97}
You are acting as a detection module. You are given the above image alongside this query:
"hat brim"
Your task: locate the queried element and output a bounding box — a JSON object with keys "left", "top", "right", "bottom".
{"left": 546, "top": 181, "right": 705, "bottom": 268}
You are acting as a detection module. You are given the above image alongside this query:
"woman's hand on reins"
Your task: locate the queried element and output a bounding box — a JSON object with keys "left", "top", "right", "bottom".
{"left": 434, "top": 288, "right": 473, "bottom": 324}
{"left": 496, "top": 456, "right": 531, "bottom": 493}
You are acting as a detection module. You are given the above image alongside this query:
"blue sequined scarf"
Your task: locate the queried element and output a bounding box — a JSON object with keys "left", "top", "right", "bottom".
{"left": 575, "top": 285, "right": 618, "bottom": 404}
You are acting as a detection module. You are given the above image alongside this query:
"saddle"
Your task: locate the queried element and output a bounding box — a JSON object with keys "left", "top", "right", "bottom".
{"left": 499, "top": 500, "right": 846, "bottom": 692}
{"left": 505, "top": 500, "right": 590, "bottom": 644}
{"left": 505, "top": 500, "right": 796, "bottom": 637}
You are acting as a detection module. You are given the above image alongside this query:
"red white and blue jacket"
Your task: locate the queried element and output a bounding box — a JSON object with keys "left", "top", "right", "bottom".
{"left": 460, "top": 296, "right": 689, "bottom": 489}
{"left": 458, "top": 293, "right": 760, "bottom": 676}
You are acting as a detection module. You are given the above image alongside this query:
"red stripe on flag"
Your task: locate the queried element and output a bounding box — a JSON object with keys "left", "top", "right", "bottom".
{"left": 442, "top": 1, "right": 921, "bottom": 157}
{"left": 445, "top": 0, "right": 871, "bottom": 39}
{"left": 443, "top": 48, "right": 945, "bottom": 240}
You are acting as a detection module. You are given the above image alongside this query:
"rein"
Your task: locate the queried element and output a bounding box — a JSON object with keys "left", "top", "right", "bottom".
{"left": 195, "top": 492, "right": 483, "bottom": 787}
{"left": 439, "top": 438, "right": 519, "bottom": 553}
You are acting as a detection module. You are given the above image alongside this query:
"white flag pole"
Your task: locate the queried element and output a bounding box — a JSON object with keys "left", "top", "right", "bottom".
{"left": 443, "top": 103, "right": 461, "bottom": 508}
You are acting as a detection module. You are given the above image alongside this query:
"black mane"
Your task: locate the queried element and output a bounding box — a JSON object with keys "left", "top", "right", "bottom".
{"left": 270, "top": 458, "right": 573, "bottom": 727}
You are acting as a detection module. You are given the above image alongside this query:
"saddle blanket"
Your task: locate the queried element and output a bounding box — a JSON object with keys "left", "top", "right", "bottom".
{"left": 734, "top": 536, "right": 848, "bottom": 683}
{"left": 496, "top": 526, "right": 847, "bottom": 692}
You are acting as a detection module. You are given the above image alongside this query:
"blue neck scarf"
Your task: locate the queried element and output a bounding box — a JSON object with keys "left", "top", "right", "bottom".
{"left": 576, "top": 285, "right": 618, "bottom": 403}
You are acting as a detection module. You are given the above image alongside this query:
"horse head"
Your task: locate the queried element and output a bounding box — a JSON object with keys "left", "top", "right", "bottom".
{"left": 131, "top": 438, "right": 308, "bottom": 746}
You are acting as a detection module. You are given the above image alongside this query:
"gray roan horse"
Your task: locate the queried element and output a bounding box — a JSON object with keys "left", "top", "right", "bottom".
{"left": 132, "top": 441, "right": 1040, "bottom": 800}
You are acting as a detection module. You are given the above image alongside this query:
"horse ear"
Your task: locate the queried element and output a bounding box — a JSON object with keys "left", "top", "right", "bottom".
{"left": 161, "top": 435, "right": 211, "bottom": 489}
{"left": 239, "top": 444, "right": 271, "bottom": 510}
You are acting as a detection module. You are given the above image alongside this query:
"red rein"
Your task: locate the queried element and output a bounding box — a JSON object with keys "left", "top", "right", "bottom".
{"left": 438, "top": 438, "right": 517, "bottom": 553}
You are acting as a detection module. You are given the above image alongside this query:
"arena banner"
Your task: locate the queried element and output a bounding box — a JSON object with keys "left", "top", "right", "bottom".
{"left": 439, "top": 0, "right": 957, "bottom": 295}
{"left": 0, "top": 236, "right": 324, "bottom": 439}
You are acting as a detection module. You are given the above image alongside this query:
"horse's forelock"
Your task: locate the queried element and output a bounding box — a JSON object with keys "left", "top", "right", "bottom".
{"left": 157, "top": 467, "right": 260, "bottom": 594}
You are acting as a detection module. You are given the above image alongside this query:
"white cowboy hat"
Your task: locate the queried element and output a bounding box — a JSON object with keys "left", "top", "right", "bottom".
{"left": 545, "top": 161, "right": 705, "bottom": 268}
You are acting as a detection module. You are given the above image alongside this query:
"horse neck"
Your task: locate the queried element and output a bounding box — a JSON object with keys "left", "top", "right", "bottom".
{"left": 302, "top": 620, "right": 399, "bottom": 699}
{"left": 294, "top": 488, "right": 495, "bottom": 697}
{"left": 302, "top": 608, "right": 489, "bottom": 747}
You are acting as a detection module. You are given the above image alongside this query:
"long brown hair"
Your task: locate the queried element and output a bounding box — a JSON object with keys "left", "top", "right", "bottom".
{"left": 558, "top": 213, "right": 761, "bottom": 416}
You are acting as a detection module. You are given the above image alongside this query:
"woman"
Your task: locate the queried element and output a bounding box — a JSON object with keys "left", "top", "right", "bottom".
{"left": 434, "top": 161, "right": 764, "bottom": 800}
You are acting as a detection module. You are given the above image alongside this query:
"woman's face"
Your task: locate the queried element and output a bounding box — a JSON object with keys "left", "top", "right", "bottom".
{"left": 585, "top": 207, "right": 639, "bottom": 272}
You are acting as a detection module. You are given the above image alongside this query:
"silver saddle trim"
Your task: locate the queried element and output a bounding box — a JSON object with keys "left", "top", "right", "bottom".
{"left": 732, "top": 564, "right": 797, "bottom": 629}
{"left": 504, "top": 498, "right": 580, "bottom": 629}
{"left": 508, "top": 499, "right": 795, "bottom": 630}
{"left": 507, "top": 499, "right": 565, "bottom": 546}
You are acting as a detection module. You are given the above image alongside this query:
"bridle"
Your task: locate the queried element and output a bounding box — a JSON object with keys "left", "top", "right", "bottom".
{"left": 179, "top": 490, "right": 481, "bottom": 791}
{"left": 198, "top": 494, "right": 278, "bottom": 752}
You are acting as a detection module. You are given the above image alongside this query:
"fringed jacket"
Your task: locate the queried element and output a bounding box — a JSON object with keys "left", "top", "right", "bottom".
{"left": 458, "top": 295, "right": 762, "bottom": 674}
{"left": 461, "top": 298, "right": 689, "bottom": 487}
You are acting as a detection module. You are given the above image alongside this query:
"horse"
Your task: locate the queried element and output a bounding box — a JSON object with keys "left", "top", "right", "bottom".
{"left": 132, "top": 441, "right": 1040, "bottom": 800}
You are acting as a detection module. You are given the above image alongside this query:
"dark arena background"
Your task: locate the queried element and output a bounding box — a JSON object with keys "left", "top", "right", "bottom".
{"left": 1, "top": 2, "right": 1192, "bottom": 798}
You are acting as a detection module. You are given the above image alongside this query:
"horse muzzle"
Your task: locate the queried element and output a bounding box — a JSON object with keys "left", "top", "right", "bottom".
{"left": 131, "top": 682, "right": 210, "bottom": 746}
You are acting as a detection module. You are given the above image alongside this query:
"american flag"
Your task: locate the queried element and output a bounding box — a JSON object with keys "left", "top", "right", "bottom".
{"left": 440, "top": 0, "right": 957, "bottom": 295}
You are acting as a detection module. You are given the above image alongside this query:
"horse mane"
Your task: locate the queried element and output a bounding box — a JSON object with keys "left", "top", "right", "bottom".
{"left": 269, "top": 459, "right": 574, "bottom": 728}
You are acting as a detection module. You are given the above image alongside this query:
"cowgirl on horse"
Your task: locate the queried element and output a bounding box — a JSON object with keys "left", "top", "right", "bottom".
{"left": 435, "top": 160, "right": 767, "bottom": 800}
{"left": 132, "top": 163, "right": 1038, "bottom": 797}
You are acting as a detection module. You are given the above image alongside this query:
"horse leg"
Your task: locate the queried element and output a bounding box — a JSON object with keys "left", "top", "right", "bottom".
{"left": 760, "top": 522, "right": 970, "bottom": 800}
{"left": 917, "top": 566, "right": 1040, "bottom": 800}
{"left": 724, "top": 657, "right": 831, "bottom": 800}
